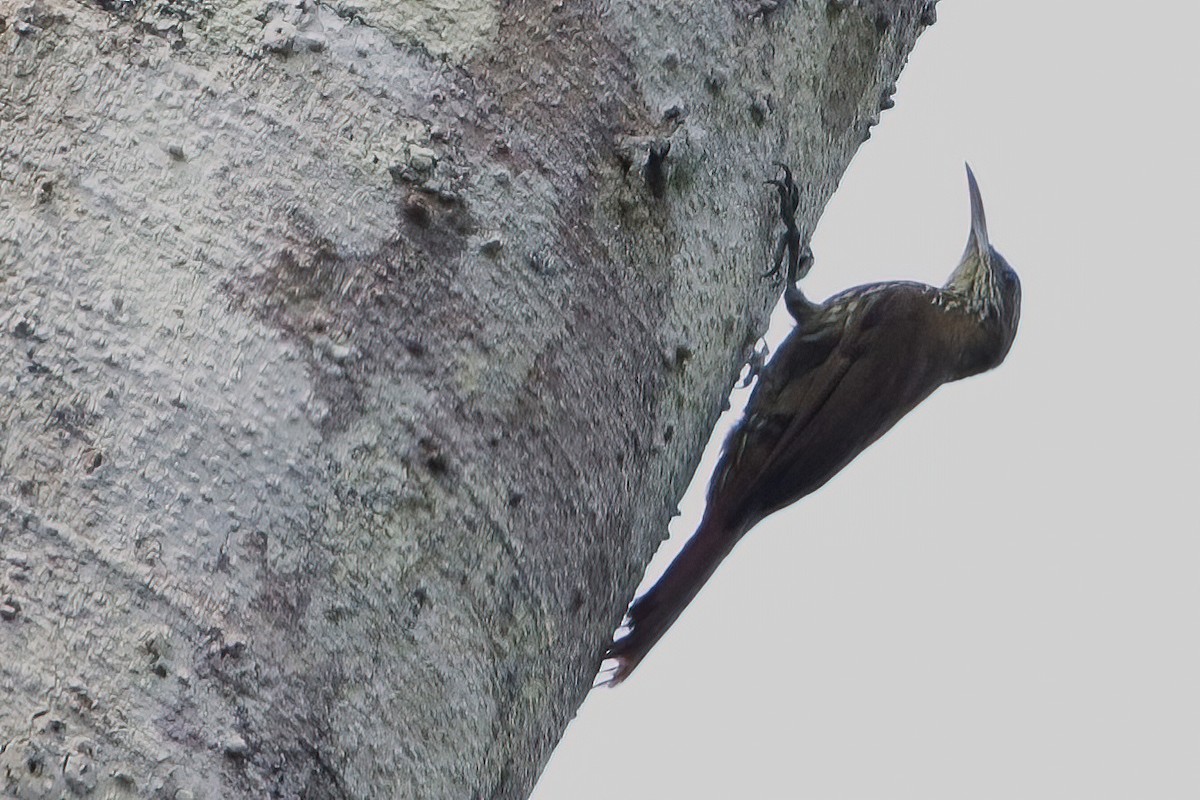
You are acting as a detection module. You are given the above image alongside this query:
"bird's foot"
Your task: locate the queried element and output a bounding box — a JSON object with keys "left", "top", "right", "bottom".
{"left": 762, "top": 163, "right": 808, "bottom": 284}
{"left": 767, "top": 162, "right": 799, "bottom": 228}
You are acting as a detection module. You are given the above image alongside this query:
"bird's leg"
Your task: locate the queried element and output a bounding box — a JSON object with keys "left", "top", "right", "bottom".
{"left": 762, "top": 166, "right": 799, "bottom": 280}
{"left": 784, "top": 243, "right": 817, "bottom": 324}
{"left": 763, "top": 164, "right": 818, "bottom": 324}
{"left": 766, "top": 228, "right": 789, "bottom": 281}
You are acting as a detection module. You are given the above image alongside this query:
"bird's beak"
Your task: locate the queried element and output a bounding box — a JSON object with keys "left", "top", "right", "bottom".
{"left": 963, "top": 163, "right": 991, "bottom": 263}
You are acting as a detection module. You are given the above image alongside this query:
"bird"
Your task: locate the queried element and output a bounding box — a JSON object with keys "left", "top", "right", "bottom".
{"left": 603, "top": 164, "right": 1021, "bottom": 685}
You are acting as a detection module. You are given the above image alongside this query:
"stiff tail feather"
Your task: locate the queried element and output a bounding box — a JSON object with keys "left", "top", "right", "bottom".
{"left": 603, "top": 512, "right": 750, "bottom": 685}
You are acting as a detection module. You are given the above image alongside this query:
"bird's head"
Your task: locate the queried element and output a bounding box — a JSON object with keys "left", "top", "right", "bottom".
{"left": 945, "top": 165, "right": 1021, "bottom": 345}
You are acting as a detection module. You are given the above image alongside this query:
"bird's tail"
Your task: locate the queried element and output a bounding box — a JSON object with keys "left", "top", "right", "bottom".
{"left": 603, "top": 511, "right": 750, "bottom": 685}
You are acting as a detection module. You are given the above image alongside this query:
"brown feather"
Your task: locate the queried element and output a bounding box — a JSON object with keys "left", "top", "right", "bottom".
{"left": 604, "top": 168, "right": 1020, "bottom": 685}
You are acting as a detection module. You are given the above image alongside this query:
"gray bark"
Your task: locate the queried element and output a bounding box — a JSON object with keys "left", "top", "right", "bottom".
{"left": 0, "top": 0, "right": 929, "bottom": 796}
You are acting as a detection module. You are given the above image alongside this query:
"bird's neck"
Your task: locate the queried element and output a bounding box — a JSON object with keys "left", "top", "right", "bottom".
{"left": 943, "top": 256, "right": 1000, "bottom": 317}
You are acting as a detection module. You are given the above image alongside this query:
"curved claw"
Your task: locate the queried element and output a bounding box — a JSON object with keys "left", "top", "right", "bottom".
{"left": 764, "top": 162, "right": 808, "bottom": 285}
{"left": 770, "top": 163, "right": 797, "bottom": 196}
{"left": 768, "top": 166, "right": 799, "bottom": 216}
{"left": 766, "top": 180, "right": 797, "bottom": 228}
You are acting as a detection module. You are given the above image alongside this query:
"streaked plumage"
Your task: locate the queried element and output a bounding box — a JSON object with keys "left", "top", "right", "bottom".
{"left": 605, "top": 165, "right": 1020, "bottom": 684}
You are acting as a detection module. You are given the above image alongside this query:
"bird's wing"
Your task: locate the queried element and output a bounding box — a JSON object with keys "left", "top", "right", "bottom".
{"left": 709, "top": 313, "right": 851, "bottom": 503}
{"left": 712, "top": 288, "right": 947, "bottom": 518}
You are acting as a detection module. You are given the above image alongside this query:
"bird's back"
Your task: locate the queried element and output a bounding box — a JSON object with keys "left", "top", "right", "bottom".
{"left": 711, "top": 281, "right": 959, "bottom": 524}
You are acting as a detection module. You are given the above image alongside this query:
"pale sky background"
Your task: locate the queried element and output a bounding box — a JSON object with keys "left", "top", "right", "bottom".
{"left": 532, "top": 3, "right": 1199, "bottom": 799}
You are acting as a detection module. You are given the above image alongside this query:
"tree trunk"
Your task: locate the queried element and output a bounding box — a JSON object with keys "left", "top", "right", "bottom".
{"left": 0, "top": 0, "right": 929, "bottom": 796}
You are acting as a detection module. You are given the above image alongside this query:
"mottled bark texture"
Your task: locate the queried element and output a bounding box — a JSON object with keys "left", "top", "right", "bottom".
{"left": 0, "top": 0, "right": 929, "bottom": 797}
